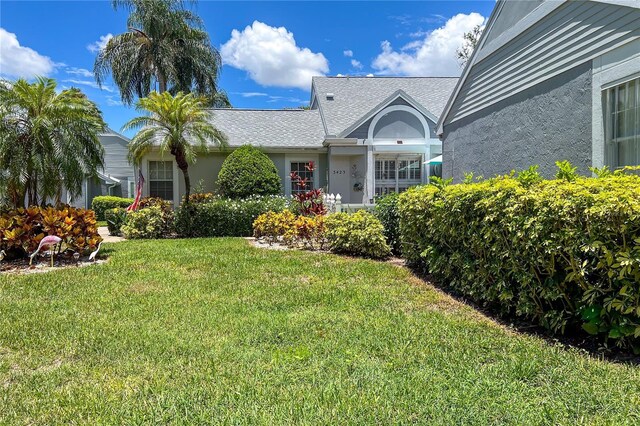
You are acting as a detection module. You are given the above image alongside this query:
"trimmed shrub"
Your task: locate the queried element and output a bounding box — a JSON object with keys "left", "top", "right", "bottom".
{"left": 92, "top": 196, "right": 134, "bottom": 220}
{"left": 121, "top": 205, "right": 174, "bottom": 239}
{"left": 398, "top": 173, "right": 640, "bottom": 350}
{"left": 374, "top": 193, "right": 401, "bottom": 255}
{"left": 217, "top": 145, "right": 282, "bottom": 198}
{"left": 105, "top": 207, "right": 127, "bottom": 236}
{"left": 0, "top": 206, "right": 102, "bottom": 256}
{"left": 325, "top": 211, "right": 391, "bottom": 259}
{"left": 175, "top": 195, "right": 288, "bottom": 237}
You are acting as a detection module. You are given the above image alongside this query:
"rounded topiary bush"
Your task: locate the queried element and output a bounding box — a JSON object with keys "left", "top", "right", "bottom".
{"left": 217, "top": 145, "right": 282, "bottom": 198}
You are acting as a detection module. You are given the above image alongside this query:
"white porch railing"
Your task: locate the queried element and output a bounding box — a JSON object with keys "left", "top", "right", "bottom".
{"left": 323, "top": 193, "right": 375, "bottom": 213}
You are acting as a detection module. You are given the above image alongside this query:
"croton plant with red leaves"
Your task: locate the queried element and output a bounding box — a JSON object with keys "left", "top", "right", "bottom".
{"left": 289, "top": 162, "right": 326, "bottom": 216}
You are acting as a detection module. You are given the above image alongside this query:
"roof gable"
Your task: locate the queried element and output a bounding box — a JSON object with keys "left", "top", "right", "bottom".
{"left": 312, "top": 76, "right": 458, "bottom": 137}
{"left": 338, "top": 90, "right": 438, "bottom": 138}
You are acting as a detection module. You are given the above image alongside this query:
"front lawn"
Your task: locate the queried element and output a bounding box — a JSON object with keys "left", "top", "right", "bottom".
{"left": 1, "top": 239, "right": 639, "bottom": 424}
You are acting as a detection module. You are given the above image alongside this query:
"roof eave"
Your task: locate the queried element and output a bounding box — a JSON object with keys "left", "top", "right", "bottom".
{"left": 436, "top": 0, "right": 570, "bottom": 136}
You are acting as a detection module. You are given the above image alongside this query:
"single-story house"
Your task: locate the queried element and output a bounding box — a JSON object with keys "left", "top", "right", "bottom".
{"left": 139, "top": 76, "right": 458, "bottom": 204}
{"left": 66, "top": 128, "right": 135, "bottom": 209}
{"left": 437, "top": 0, "right": 640, "bottom": 181}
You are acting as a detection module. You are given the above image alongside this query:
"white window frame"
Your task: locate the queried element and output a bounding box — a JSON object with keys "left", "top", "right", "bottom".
{"left": 285, "top": 154, "right": 319, "bottom": 196}
{"left": 591, "top": 39, "right": 640, "bottom": 169}
{"left": 374, "top": 154, "right": 423, "bottom": 196}
{"left": 148, "top": 160, "right": 176, "bottom": 201}
{"left": 603, "top": 76, "right": 640, "bottom": 169}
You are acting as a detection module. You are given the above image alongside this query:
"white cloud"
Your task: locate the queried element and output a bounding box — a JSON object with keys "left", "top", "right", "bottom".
{"left": 87, "top": 33, "right": 113, "bottom": 53}
{"left": 233, "top": 91, "right": 268, "bottom": 98}
{"left": 343, "top": 50, "right": 353, "bottom": 57}
{"left": 220, "top": 21, "right": 329, "bottom": 90}
{"left": 372, "top": 13, "right": 485, "bottom": 77}
{"left": 63, "top": 79, "right": 114, "bottom": 92}
{"left": 350, "top": 59, "right": 363, "bottom": 70}
{"left": 266, "top": 95, "right": 304, "bottom": 103}
{"left": 65, "top": 67, "right": 93, "bottom": 77}
{"left": 0, "top": 28, "right": 56, "bottom": 78}
{"left": 105, "top": 95, "right": 123, "bottom": 106}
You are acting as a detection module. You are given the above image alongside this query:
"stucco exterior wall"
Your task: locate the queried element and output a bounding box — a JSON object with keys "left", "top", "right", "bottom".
{"left": 176, "top": 152, "right": 292, "bottom": 196}
{"left": 442, "top": 62, "right": 593, "bottom": 181}
{"left": 164, "top": 150, "right": 328, "bottom": 202}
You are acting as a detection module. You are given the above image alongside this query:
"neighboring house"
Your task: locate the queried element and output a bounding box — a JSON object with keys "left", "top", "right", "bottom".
{"left": 66, "top": 128, "right": 135, "bottom": 209}
{"left": 139, "top": 76, "right": 458, "bottom": 204}
{"left": 437, "top": 0, "right": 640, "bottom": 181}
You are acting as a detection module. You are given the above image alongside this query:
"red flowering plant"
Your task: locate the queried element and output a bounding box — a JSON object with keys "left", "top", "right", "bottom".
{"left": 290, "top": 162, "right": 326, "bottom": 216}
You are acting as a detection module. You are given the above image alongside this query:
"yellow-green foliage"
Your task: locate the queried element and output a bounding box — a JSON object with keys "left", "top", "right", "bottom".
{"left": 325, "top": 211, "right": 391, "bottom": 259}
{"left": 121, "top": 206, "right": 174, "bottom": 239}
{"left": 287, "top": 215, "right": 326, "bottom": 250}
{"left": 253, "top": 210, "right": 296, "bottom": 244}
{"left": 0, "top": 206, "right": 102, "bottom": 255}
{"left": 92, "top": 196, "right": 134, "bottom": 220}
{"left": 398, "top": 174, "right": 640, "bottom": 350}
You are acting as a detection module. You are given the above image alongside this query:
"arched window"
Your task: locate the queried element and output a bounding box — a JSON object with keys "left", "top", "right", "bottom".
{"left": 368, "top": 105, "right": 429, "bottom": 196}
{"left": 368, "top": 105, "right": 429, "bottom": 142}
{"left": 372, "top": 110, "right": 425, "bottom": 139}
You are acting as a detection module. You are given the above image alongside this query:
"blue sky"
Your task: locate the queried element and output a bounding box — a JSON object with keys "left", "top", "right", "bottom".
{"left": 0, "top": 1, "right": 495, "bottom": 135}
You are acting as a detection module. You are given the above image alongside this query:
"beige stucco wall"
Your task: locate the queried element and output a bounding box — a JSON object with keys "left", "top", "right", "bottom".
{"left": 142, "top": 150, "right": 328, "bottom": 202}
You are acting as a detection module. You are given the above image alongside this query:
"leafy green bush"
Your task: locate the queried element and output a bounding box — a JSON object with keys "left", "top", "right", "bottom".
{"left": 217, "top": 145, "right": 282, "bottom": 198}
{"left": 398, "top": 172, "right": 640, "bottom": 351}
{"left": 374, "top": 193, "right": 401, "bottom": 255}
{"left": 325, "top": 211, "right": 391, "bottom": 259}
{"left": 175, "top": 195, "right": 288, "bottom": 237}
{"left": 105, "top": 207, "right": 127, "bottom": 236}
{"left": 121, "top": 205, "right": 174, "bottom": 239}
{"left": 91, "top": 196, "right": 134, "bottom": 220}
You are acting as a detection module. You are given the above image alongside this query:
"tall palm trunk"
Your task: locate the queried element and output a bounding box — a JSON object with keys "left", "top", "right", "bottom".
{"left": 158, "top": 73, "right": 167, "bottom": 93}
{"left": 172, "top": 146, "right": 190, "bottom": 204}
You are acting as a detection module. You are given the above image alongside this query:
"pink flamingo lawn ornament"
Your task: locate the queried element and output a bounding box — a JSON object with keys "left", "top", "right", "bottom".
{"left": 29, "top": 235, "right": 62, "bottom": 267}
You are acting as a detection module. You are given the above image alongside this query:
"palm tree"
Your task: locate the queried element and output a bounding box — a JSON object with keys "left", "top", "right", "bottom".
{"left": 0, "top": 78, "right": 106, "bottom": 208}
{"left": 124, "top": 91, "right": 227, "bottom": 202}
{"left": 94, "top": 0, "right": 229, "bottom": 107}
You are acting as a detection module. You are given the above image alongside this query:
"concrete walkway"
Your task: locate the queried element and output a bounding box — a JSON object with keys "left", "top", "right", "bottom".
{"left": 98, "top": 227, "right": 126, "bottom": 243}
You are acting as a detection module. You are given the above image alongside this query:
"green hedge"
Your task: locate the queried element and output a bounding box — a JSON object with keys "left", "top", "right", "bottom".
{"left": 374, "top": 193, "right": 401, "bottom": 255}
{"left": 122, "top": 205, "right": 174, "bottom": 240}
{"left": 325, "top": 211, "right": 391, "bottom": 259}
{"left": 398, "top": 174, "right": 640, "bottom": 350}
{"left": 175, "top": 195, "right": 288, "bottom": 237}
{"left": 92, "top": 196, "right": 133, "bottom": 220}
{"left": 105, "top": 207, "right": 127, "bottom": 236}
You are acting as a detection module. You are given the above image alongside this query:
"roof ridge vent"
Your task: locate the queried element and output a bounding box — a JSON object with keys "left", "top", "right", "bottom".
{"left": 326, "top": 93, "right": 334, "bottom": 100}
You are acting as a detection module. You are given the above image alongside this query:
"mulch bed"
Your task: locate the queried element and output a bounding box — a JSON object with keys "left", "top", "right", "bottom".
{"left": 1, "top": 254, "right": 107, "bottom": 275}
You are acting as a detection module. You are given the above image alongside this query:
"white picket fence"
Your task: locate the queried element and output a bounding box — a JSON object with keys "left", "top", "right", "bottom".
{"left": 323, "top": 193, "right": 375, "bottom": 214}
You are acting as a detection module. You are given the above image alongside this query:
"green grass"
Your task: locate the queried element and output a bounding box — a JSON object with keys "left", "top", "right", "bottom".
{"left": 1, "top": 238, "right": 639, "bottom": 425}
{"left": 96, "top": 220, "right": 107, "bottom": 227}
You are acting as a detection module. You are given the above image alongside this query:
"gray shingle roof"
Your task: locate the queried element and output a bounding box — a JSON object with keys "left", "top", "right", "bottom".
{"left": 312, "top": 77, "right": 459, "bottom": 136}
{"left": 209, "top": 108, "right": 325, "bottom": 148}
